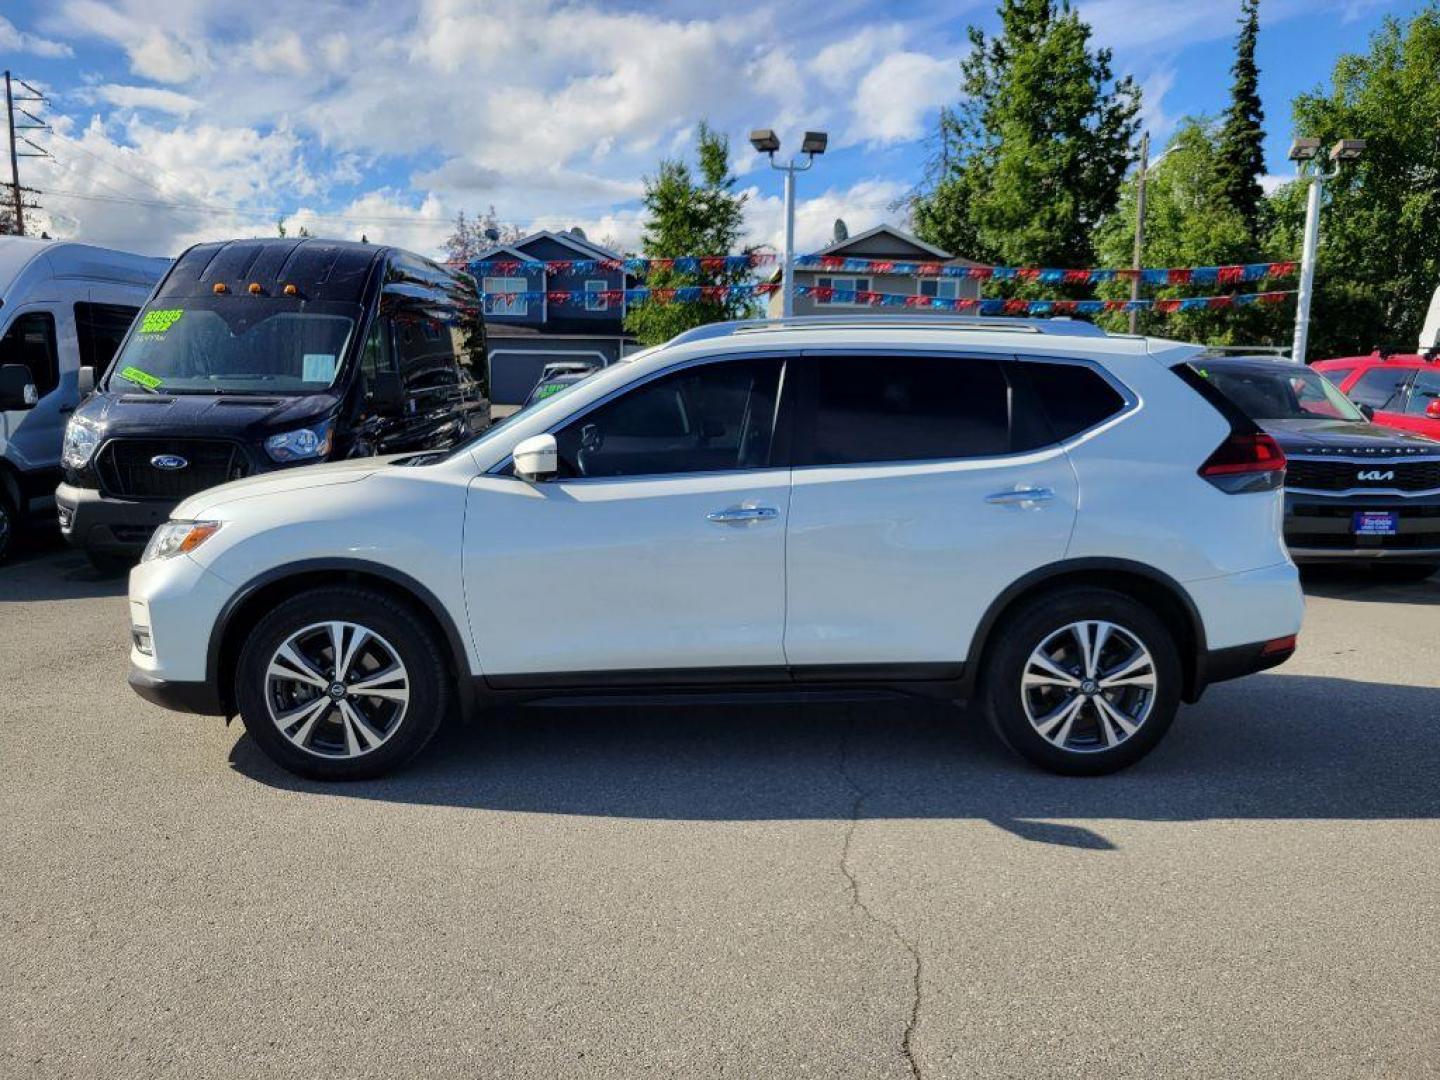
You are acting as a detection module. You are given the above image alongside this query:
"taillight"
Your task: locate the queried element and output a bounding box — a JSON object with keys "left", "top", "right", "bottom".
{"left": 1199, "top": 432, "right": 1286, "bottom": 492}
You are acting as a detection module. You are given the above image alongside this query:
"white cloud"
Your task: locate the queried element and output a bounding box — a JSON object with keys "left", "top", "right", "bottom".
{"left": 745, "top": 178, "right": 913, "bottom": 255}
{"left": 1138, "top": 67, "right": 1177, "bottom": 142}
{"left": 92, "top": 85, "right": 200, "bottom": 115}
{"left": 850, "top": 52, "right": 956, "bottom": 145}
{"left": 0, "top": 15, "right": 73, "bottom": 58}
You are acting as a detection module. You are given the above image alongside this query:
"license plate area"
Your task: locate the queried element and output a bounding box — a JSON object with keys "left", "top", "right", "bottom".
{"left": 1353, "top": 511, "right": 1399, "bottom": 536}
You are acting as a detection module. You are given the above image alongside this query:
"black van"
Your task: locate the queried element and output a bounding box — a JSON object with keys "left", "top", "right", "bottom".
{"left": 55, "top": 238, "right": 488, "bottom": 571}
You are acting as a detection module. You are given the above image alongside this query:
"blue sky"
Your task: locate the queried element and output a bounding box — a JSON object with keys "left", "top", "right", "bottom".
{"left": 0, "top": 0, "right": 1421, "bottom": 259}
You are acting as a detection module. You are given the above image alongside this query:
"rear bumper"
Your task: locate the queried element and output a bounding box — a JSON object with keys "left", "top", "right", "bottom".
{"left": 128, "top": 666, "right": 227, "bottom": 716}
{"left": 55, "top": 482, "right": 175, "bottom": 555}
{"left": 1196, "top": 637, "right": 1296, "bottom": 693}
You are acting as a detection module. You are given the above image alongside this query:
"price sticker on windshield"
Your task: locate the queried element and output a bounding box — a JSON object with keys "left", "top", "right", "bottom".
{"left": 139, "top": 309, "right": 184, "bottom": 334}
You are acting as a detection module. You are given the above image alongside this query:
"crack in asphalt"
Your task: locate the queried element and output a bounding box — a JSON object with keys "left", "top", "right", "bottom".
{"left": 837, "top": 722, "right": 924, "bottom": 1080}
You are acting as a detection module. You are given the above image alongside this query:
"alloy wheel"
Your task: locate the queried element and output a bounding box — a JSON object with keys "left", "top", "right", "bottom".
{"left": 1020, "top": 620, "right": 1157, "bottom": 753}
{"left": 264, "top": 620, "right": 410, "bottom": 759}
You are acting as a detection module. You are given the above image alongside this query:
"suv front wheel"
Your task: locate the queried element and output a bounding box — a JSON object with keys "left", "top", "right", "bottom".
{"left": 982, "top": 588, "right": 1181, "bottom": 776}
{"left": 235, "top": 586, "right": 451, "bottom": 780}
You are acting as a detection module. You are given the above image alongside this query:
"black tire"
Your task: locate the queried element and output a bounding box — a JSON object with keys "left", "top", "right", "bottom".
{"left": 86, "top": 550, "right": 134, "bottom": 576}
{"left": 980, "top": 587, "right": 1182, "bottom": 776}
{"left": 0, "top": 490, "right": 14, "bottom": 563}
{"left": 1369, "top": 562, "right": 1439, "bottom": 583}
{"left": 235, "top": 585, "right": 452, "bottom": 780}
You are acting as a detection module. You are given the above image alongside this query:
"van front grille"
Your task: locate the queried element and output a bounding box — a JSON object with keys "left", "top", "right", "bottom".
{"left": 96, "top": 439, "right": 250, "bottom": 501}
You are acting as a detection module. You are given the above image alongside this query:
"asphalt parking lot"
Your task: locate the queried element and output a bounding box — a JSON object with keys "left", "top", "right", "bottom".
{"left": 2, "top": 538, "right": 1437, "bottom": 1079}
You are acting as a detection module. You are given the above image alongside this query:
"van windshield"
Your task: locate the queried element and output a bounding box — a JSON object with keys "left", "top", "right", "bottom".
{"left": 108, "top": 298, "right": 358, "bottom": 394}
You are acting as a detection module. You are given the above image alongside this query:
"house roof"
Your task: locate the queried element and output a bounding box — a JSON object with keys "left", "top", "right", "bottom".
{"left": 765, "top": 223, "right": 989, "bottom": 281}
{"left": 469, "top": 243, "right": 531, "bottom": 264}
{"left": 471, "top": 229, "right": 624, "bottom": 266}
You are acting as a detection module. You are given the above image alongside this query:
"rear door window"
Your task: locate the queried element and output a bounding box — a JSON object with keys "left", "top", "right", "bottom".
{"left": 1403, "top": 369, "right": 1440, "bottom": 415}
{"left": 801, "top": 354, "right": 1011, "bottom": 465}
{"left": 1348, "top": 367, "right": 1411, "bottom": 411}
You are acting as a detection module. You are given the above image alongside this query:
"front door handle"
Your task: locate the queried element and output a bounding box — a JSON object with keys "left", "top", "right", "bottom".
{"left": 985, "top": 486, "right": 1055, "bottom": 506}
{"left": 707, "top": 505, "right": 779, "bottom": 525}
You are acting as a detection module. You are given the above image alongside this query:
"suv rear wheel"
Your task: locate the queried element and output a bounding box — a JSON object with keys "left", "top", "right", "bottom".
{"left": 235, "top": 586, "right": 451, "bottom": 780}
{"left": 981, "top": 588, "right": 1181, "bottom": 776}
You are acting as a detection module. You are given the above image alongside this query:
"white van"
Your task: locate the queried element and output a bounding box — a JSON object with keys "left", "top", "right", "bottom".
{"left": 0, "top": 238, "right": 168, "bottom": 560}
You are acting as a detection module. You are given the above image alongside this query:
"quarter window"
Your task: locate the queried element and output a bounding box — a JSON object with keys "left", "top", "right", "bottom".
{"left": 1347, "top": 367, "right": 1410, "bottom": 411}
{"left": 0, "top": 311, "right": 59, "bottom": 398}
{"left": 553, "top": 358, "right": 782, "bottom": 478}
{"left": 74, "top": 302, "right": 139, "bottom": 372}
{"left": 1022, "top": 361, "right": 1127, "bottom": 441}
{"left": 804, "top": 355, "right": 1012, "bottom": 465}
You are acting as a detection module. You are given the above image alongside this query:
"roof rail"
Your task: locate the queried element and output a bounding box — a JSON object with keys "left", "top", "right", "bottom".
{"left": 668, "top": 313, "right": 1109, "bottom": 347}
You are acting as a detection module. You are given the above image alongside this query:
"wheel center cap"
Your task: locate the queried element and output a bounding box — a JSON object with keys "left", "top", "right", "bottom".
{"left": 327, "top": 681, "right": 347, "bottom": 700}
{"left": 1079, "top": 678, "right": 1098, "bottom": 696}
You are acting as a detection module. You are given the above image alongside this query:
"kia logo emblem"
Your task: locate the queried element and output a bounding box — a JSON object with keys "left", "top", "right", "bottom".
{"left": 1356, "top": 469, "right": 1395, "bottom": 481}
{"left": 151, "top": 454, "right": 189, "bottom": 471}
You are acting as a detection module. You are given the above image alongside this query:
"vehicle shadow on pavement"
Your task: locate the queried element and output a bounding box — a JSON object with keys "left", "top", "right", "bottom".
{"left": 229, "top": 672, "right": 1440, "bottom": 848}
{"left": 0, "top": 539, "right": 127, "bottom": 602}
{"left": 1300, "top": 565, "right": 1440, "bottom": 606}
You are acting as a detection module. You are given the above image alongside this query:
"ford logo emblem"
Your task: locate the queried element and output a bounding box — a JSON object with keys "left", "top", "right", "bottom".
{"left": 151, "top": 454, "right": 189, "bottom": 471}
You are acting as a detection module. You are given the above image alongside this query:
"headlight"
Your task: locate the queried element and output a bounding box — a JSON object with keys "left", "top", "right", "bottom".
{"left": 264, "top": 420, "right": 333, "bottom": 463}
{"left": 142, "top": 520, "right": 222, "bottom": 563}
{"left": 62, "top": 417, "right": 100, "bottom": 469}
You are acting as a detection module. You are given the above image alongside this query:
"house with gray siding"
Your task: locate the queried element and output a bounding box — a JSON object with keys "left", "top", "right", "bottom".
{"left": 766, "top": 224, "right": 988, "bottom": 318}
{"left": 474, "top": 229, "right": 636, "bottom": 405}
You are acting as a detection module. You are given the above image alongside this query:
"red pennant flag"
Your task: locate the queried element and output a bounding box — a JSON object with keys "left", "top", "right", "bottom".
{"left": 1167, "top": 268, "right": 1192, "bottom": 285}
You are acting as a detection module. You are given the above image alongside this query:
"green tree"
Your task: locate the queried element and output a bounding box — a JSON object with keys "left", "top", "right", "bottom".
{"left": 625, "top": 122, "right": 754, "bottom": 346}
{"left": 1093, "top": 117, "right": 1289, "bottom": 343}
{"left": 1267, "top": 8, "right": 1440, "bottom": 358}
{"left": 912, "top": 0, "right": 1140, "bottom": 272}
{"left": 1214, "top": 0, "right": 1267, "bottom": 242}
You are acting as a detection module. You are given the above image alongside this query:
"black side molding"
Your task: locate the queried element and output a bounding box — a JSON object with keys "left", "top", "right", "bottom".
{"left": 128, "top": 666, "right": 227, "bottom": 716}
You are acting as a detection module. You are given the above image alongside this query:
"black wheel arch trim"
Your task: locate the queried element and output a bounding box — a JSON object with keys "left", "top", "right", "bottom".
{"left": 206, "top": 557, "right": 475, "bottom": 714}
{"left": 959, "top": 557, "right": 1210, "bottom": 701}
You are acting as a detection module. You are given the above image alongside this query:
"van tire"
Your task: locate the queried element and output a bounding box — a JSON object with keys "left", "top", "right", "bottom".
{"left": 980, "top": 587, "right": 1181, "bottom": 776}
{"left": 235, "top": 585, "right": 451, "bottom": 781}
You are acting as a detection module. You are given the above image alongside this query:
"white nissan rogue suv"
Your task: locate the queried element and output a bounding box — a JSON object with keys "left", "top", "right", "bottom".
{"left": 127, "top": 317, "right": 1304, "bottom": 780}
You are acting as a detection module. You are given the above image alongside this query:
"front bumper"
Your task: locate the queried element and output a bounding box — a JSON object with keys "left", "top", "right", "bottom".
{"left": 1284, "top": 490, "right": 1440, "bottom": 564}
{"left": 56, "top": 482, "right": 175, "bottom": 555}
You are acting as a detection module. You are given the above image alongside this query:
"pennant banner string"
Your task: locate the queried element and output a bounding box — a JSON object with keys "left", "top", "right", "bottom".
{"left": 467, "top": 254, "right": 1298, "bottom": 284}
{"left": 478, "top": 283, "right": 1296, "bottom": 315}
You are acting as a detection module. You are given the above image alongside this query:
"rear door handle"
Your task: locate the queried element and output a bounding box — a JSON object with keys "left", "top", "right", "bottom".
{"left": 985, "top": 486, "right": 1055, "bottom": 506}
{"left": 707, "top": 506, "right": 779, "bottom": 525}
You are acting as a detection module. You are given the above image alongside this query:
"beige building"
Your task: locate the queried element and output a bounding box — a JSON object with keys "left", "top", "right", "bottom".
{"left": 765, "top": 223, "right": 988, "bottom": 318}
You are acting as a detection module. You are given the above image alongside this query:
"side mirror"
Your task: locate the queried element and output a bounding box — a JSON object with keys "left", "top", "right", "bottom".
{"left": 0, "top": 364, "right": 37, "bottom": 410}
{"left": 513, "top": 433, "right": 558, "bottom": 482}
{"left": 78, "top": 366, "right": 95, "bottom": 397}
{"left": 1357, "top": 402, "right": 1376, "bottom": 420}
{"left": 1425, "top": 399, "right": 1440, "bottom": 420}
{"left": 369, "top": 370, "right": 406, "bottom": 416}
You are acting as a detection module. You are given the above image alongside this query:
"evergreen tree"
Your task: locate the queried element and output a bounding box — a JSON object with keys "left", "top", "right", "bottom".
{"left": 1214, "top": 0, "right": 1267, "bottom": 242}
{"left": 625, "top": 122, "right": 754, "bottom": 346}
{"left": 912, "top": 0, "right": 1140, "bottom": 270}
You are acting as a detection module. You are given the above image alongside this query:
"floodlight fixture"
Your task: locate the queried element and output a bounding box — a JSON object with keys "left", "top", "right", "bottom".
{"left": 749, "top": 129, "right": 780, "bottom": 154}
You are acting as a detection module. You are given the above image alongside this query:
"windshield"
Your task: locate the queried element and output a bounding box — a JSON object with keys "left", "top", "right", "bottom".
{"left": 1199, "top": 362, "right": 1367, "bottom": 422}
{"left": 108, "top": 298, "right": 358, "bottom": 394}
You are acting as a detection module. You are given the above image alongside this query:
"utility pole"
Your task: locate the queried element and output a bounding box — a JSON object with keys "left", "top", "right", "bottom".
{"left": 1128, "top": 131, "right": 1149, "bottom": 335}
{"left": 4, "top": 71, "right": 50, "bottom": 237}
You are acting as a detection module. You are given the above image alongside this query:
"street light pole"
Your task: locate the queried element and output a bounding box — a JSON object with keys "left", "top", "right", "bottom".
{"left": 1129, "top": 131, "right": 1149, "bottom": 335}
{"left": 751, "top": 129, "right": 827, "bottom": 319}
{"left": 1287, "top": 137, "right": 1364, "bottom": 363}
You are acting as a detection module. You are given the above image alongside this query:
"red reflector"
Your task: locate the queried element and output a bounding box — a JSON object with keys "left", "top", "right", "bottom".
{"left": 1200, "top": 432, "right": 1287, "bottom": 476}
{"left": 1261, "top": 634, "right": 1297, "bottom": 656}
